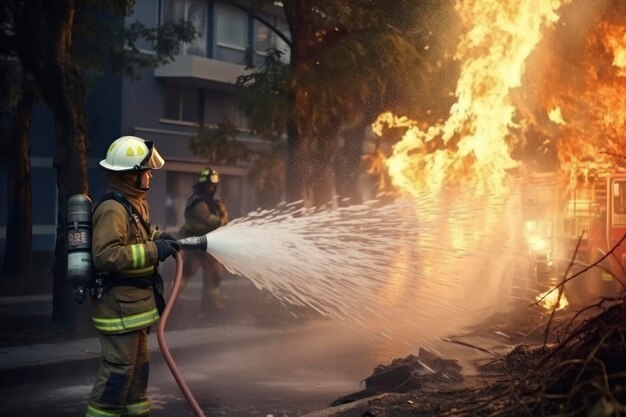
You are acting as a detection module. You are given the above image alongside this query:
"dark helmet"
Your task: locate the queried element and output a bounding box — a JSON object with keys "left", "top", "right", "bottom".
{"left": 197, "top": 167, "right": 219, "bottom": 185}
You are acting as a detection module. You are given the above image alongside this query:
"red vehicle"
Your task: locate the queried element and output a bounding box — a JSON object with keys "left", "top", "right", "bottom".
{"left": 520, "top": 163, "right": 626, "bottom": 305}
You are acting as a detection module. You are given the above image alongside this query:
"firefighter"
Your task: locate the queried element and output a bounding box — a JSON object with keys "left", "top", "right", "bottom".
{"left": 178, "top": 166, "right": 229, "bottom": 310}
{"left": 86, "top": 136, "right": 180, "bottom": 417}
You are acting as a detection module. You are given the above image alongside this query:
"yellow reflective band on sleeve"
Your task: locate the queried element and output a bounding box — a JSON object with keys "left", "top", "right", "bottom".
{"left": 86, "top": 404, "right": 121, "bottom": 417}
{"left": 92, "top": 308, "right": 159, "bottom": 333}
{"left": 124, "top": 400, "right": 150, "bottom": 416}
{"left": 130, "top": 244, "right": 146, "bottom": 269}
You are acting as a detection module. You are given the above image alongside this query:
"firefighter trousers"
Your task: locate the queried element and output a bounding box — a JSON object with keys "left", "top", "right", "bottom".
{"left": 86, "top": 328, "right": 150, "bottom": 417}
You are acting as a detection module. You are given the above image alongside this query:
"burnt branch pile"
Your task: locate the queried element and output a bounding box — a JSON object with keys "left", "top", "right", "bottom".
{"left": 455, "top": 296, "right": 626, "bottom": 417}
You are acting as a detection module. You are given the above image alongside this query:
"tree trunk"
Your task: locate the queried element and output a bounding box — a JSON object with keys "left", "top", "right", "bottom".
{"left": 283, "top": 0, "right": 316, "bottom": 207}
{"left": 41, "top": 1, "right": 90, "bottom": 330}
{"left": 335, "top": 124, "right": 366, "bottom": 206}
{"left": 49, "top": 65, "right": 90, "bottom": 329}
{"left": 285, "top": 106, "right": 302, "bottom": 204}
{"left": 311, "top": 130, "right": 338, "bottom": 207}
{"left": 2, "top": 71, "right": 36, "bottom": 273}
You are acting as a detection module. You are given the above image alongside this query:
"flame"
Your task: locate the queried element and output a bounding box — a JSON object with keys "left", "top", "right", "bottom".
{"left": 603, "top": 21, "right": 626, "bottom": 76}
{"left": 536, "top": 288, "right": 569, "bottom": 310}
{"left": 374, "top": 0, "right": 568, "bottom": 197}
{"left": 548, "top": 107, "right": 566, "bottom": 125}
{"left": 369, "top": 1, "right": 626, "bottom": 316}
{"left": 530, "top": 1, "right": 626, "bottom": 170}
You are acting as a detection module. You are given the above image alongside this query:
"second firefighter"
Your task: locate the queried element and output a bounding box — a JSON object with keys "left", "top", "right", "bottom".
{"left": 178, "top": 166, "right": 229, "bottom": 309}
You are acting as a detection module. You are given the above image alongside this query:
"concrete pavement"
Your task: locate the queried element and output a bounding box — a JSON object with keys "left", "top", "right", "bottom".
{"left": 0, "top": 315, "right": 291, "bottom": 389}
{"left": 0, "top": 291, "right": 380, "bottom": 417}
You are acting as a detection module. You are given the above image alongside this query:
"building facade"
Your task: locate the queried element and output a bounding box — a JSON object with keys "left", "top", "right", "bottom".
{"left": 0, "top": 0, "right": 289, "bottom": 253}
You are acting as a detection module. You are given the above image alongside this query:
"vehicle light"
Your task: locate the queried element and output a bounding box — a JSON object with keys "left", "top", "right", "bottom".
{"left": 527, "top": 235, "right": 548, "bottom": 252}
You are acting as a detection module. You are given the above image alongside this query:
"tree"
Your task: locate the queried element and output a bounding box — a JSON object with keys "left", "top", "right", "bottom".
{"left": 210, "top": 0, "right": 448, "bottom": 208}
{"left": 0, "top": 0, "right": 194, "bottom": 329}
{"left": 0, "top": 60, "right": 36, "bottom": 273}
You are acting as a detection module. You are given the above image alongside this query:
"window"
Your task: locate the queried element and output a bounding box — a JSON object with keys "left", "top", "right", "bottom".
{"left": 252, "top": 16, "right": 291, "bottom": 62}
{"left": 272, "top": 21, "right": 291, "bottom": 63}
{"left": 216, "top": 3, "right": 247, "bottom": 50}
{"left": 223, "top": 103, "right": 248, "bottom": 130}
{"left": 254, "top": 21, "right": 271, "bottom": 55}
{"left": 162, "top": 0, "right": 207, "bottom": 56}
{"left": 128, "top": 0, "right": 160, "bottom": 53}
{"left": 165, "top": 172, "right": 197, "bottom": 230}
{"left": 163, "top": 85, "right": 201, "bottom": 122}
{"left": 613, "top": 181, "right": 626, "bottom": 215}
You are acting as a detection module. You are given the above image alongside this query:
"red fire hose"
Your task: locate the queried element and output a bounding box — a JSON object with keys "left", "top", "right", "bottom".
{"left": 156, "top": 251, "right": 206, "bottom": 417}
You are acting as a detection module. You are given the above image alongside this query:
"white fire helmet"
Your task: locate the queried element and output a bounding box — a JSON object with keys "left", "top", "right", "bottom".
{"left": 99, "top": 136, "right": 165, "bottom": 172}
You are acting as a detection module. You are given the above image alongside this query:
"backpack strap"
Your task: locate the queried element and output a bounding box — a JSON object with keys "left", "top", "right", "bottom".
{"left": 96, "top": 192, "right": 151, "bottom": 236}
{"left": 97, "top": 192, "right": 132, "bottom": 217}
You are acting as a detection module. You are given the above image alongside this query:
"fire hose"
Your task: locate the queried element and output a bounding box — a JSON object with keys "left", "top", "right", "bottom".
{"left": 156, "top": 251, "right": 207, "bottom": 417}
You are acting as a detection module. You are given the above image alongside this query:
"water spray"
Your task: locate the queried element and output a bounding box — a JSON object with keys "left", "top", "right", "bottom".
{"left": 174, "top": 193, "right": 527, "bottom": 346}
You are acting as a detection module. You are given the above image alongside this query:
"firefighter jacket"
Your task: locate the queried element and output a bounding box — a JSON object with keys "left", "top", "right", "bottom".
{"left": 178, "top": 193, "right": 229, "bottom": 238}
{"left": 90, "top": 181, "right": 164, "bottom": 334}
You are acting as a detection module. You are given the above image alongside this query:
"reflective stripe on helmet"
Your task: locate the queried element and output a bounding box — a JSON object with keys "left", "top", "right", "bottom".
{"left": 92, "top": 308, "right": 159, "bottom": 333}
{"left": 198, "top": 167, "right": 219, "bottom": 184}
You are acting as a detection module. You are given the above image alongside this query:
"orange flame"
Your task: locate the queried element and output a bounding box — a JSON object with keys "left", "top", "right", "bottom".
{"left": 374, "top": 0, "right": 569, "bottom": 198}
{"left": 534, "top": 3, "right": 626, "bottom": 171}
{"left": 536, "top": 288, "right": 569, "bottom": 310}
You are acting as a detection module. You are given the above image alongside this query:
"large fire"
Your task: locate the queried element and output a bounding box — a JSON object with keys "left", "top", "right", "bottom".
{"left": 541, "top": 3, "right": 626, "bottom": 171}
{"left": 372, "top": 0, "right": 626, "bottom": 311}
{"left": 373, "top": 0, "right": 567, "bottom": 197}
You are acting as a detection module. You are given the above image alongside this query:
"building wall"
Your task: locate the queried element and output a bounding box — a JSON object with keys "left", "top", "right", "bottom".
{"left": 0, "top": 0, "right": 286, "bottom": 255}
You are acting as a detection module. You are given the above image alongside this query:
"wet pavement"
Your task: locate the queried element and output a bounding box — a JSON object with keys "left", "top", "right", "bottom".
{"left": 0, "top": 266, "right": 522, "bottom": 417}
{"left": 0, "top": 274, "right": 397, "bottom": 417}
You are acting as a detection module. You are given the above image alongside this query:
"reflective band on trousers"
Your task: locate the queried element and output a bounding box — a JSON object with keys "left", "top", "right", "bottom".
{"left": 125, "top": 400, "right": 150, "bottom": 416}
{"left": 86, "top": 404, "right": 121, "bottom": 417}
{"left": 92, "top": 308, "right": 159, "bottom": 333}
{"left": 130, "top": 244, "right": 147, "bottom": 269}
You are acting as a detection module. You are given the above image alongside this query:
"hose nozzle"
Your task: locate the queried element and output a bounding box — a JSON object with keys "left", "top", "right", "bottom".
{"left": 178, "top": 235, "right": 208, "bottom": 251}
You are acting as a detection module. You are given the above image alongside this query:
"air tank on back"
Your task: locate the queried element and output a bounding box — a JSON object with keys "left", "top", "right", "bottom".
{"left": 67, "top": 194, "right": 93, "bottom": 304}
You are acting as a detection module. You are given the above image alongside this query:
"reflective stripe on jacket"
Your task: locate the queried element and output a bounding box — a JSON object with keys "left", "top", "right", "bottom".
{"left": 91, "top": 199, "right": 160, "bottom": 334}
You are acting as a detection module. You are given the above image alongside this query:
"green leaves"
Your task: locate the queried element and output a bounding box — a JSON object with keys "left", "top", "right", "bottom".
{"left": 188, "top": 122, "right": 250, "bottom": 164}
{"left": 237, "top": 49, "right": 292, "bottom": 140}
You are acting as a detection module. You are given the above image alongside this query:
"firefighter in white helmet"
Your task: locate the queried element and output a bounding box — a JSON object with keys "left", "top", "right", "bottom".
{"left": 86, "top": 136, "right": 180, "bottom": 417}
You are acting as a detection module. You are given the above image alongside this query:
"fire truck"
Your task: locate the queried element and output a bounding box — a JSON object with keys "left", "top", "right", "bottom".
{"left": 522, "top": 163, "right": 626, "bottom": 305}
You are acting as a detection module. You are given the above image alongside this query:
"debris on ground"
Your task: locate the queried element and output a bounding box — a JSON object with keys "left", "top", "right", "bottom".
{"left": 331, "top": 347, "right": 465, "bottom": 407}
{"left": 327, "top": 295, "right": 626, "bottom": 417}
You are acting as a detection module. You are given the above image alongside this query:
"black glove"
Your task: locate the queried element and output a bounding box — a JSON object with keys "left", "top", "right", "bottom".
{"left": 155, "top": 239, "right": 181, "bottom": 261}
